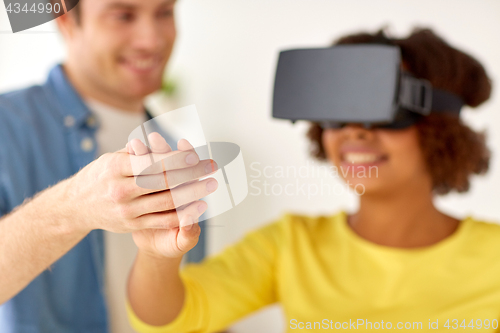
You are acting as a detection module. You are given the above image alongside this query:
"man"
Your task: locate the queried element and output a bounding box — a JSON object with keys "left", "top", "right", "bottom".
{"left": 0, "top": 0, "right": 216, "bottom": 332}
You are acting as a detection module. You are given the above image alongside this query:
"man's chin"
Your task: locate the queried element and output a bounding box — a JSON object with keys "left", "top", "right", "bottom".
{"left": 124, "top": 83, "right": 162, "bottom": 99}
{"left": 118, "top": 70, "right": 164, "bottom": 96}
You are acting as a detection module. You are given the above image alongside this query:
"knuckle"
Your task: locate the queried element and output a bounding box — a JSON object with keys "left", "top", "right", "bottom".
{"left": 116, "top": 204, "right": 134, "bottom": 219}
{"left": 96, "top": 152, "right": 110, "bottom": 164}
{"left": 101, "top": 153, "right": 121, "bottom": 177}
{"left": 123, "top": 218, "right": 138, "bottom": 231}
{"left": 108, "top": 184, "right": 131, "bottom": 203}
{"left": 89, "top": 154, "right": 107, "bottom": 179}
{"left": 108, "top": 186, "right": 123, "bottom": 203}
{"left": 122, "top": 219, "right": 139, "bottom": 232}
{"left": 164, "top": 215, "right": 178, "bottom": 229}
{"left": 101, "top": 152, "right": 116, "bottom": 168}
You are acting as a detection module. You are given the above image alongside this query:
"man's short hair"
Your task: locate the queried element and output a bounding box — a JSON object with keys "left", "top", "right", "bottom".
{"left": 51, "top": 0, "right": 81, "bottom": 23}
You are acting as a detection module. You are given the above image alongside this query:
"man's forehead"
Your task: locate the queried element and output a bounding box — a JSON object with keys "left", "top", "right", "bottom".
{"left": 86, "top": 0, "right": 176, "bottom": 10}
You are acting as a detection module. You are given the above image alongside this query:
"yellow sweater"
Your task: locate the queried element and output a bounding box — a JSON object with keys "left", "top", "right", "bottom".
{"left": 127, "top": 212, "right": 500, "bottom": 332}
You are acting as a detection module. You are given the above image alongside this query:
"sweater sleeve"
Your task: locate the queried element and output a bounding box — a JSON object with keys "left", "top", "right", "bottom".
{"left": 127, "top": 219, "right": 284, "bottom": 333}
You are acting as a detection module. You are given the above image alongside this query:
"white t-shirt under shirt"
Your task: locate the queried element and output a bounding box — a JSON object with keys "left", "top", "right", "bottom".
{"left": 86, "top": 99, "right": 148, "bottom": 157}
{"left": 85, "top": 99, "right": 147, "bottom": 333}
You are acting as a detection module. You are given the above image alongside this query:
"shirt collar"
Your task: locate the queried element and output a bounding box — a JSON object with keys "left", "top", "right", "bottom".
{"left": 46, "top": 64, "right": 155, "bottom": 126}
{"left": 45, "top": 64, "right": 92, "bottom": 127}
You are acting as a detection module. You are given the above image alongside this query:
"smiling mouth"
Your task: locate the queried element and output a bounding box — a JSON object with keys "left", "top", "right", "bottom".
{"left": 341, "top": 152, "right": 388, "bottom": 164}
{"left": 121, "top": 57, "right": 161, "bottom": 72}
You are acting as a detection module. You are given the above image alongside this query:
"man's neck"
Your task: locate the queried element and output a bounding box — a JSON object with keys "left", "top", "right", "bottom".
{"left": 62, "top": 62, "right": 144, "bottom": 113}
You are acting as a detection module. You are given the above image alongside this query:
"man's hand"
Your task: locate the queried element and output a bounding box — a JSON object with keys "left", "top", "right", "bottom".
{"left": 61, "top": 132, "right": 218, "bottom": 238}
{"left": 2, "top": 131, "right": 218, "bottom": 303}
{"left": 128, "top": 134, "right": 212, "bottom": 258}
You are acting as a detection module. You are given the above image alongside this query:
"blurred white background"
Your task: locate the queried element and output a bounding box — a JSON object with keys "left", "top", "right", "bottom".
{"left": 1, "top": 1, "right": 499, "bottom": 332}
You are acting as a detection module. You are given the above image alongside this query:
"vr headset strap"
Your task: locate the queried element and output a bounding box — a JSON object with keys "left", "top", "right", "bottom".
{"left": 431, "top": 88, "right": 465, "bottom": 116}
{"left": 400, "top": 74, "right": 465, "bottom": 116}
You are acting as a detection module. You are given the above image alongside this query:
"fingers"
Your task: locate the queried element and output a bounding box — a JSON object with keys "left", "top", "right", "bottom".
{"left": 119, "top": 150, "right": 200, "bottom": 176}
{"left": 130, "top": 138, "right": 150, "bottom": 155}
{"left": 128, "top": 135, "right": 190, "bottom": 155}
{"left": 177, "top": 138, "right": 194, "bottom": 151}
{"left": 149, "top": 132, "right": 172, "bottom": 154}
{"left": 117, "top": 134, "right": 216, "bottom": 212}
{"left": 134, "top": 159, "right": 219, "bottom": 191}
{"left": 131, "top": 178, "right": 218, "bottom": 216}
{"left": 121, "top": 135, "right": 201, "bottom": 176}
{"left": 135, "top": 200, "right": 207, "bottom": 229}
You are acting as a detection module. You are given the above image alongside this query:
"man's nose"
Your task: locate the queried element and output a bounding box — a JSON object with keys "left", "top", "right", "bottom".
{"left": 132, "top": 19, "right": 163, "bottom": 50}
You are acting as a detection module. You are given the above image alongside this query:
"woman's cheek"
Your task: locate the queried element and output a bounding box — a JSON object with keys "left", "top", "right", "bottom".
{"left": 322, "top": 131, "right": 341, "bottom": 165}
{"left": 380, "top": 129, "right": 425, "bottom": 179}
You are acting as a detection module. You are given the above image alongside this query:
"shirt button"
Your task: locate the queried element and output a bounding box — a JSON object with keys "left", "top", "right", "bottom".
{"left": 81, "top": 137, "right": 94, "bottom": 152}
{"left": 64, "top": 115, "right": 75, "bottom": 128}
{"left": 86, "top": 116, "right": 97, "bottom": 128}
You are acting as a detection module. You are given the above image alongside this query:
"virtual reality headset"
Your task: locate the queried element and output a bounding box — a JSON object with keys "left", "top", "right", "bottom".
{"left": 272, "top": 44, "right": 465, "bottom": 129}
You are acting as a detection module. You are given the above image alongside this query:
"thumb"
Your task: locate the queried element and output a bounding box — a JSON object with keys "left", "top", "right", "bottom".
{"left": 177, "top": 215, "right": 201, "bottom": 253}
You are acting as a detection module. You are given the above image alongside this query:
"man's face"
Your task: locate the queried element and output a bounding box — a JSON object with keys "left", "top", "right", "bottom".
{"left": 66, "top": 0, "right": 176, "bottom": 100}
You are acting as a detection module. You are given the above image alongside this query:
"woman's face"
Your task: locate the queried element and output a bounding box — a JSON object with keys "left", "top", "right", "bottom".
{"left": 322, "top": 125, "right": 432, "bottom": 195}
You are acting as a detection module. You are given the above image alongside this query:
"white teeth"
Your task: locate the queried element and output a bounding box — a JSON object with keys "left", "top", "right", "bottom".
{"left": 131, "top": 59, "right": 156, "bottom": 69}
{"left": 343, "top": 152, "right": 379, "bottom": 164}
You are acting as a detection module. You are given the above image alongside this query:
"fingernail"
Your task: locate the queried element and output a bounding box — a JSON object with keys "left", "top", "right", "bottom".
{"left": 205, "top": 161, "right": 215, "bottom": 174}
{"left": 206, "top": 179, "right": 218, "bottom": 192}
{"left": 185, "top": 153, "right": 198, "bottom": 165}
{"left": 198, "top": 201, "right": 208, "bottom": 214}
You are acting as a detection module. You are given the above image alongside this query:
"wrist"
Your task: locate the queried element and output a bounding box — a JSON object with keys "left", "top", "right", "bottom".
{"left": 137, "top": 249, "right": 183, "bottom": 267}
{"left": 35, "top": 178, "right": 93, "bottom": 237}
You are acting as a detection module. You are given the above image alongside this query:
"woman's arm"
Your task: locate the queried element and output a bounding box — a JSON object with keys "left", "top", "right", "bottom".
{"left": 126, "top": 220, "right": 282, "bottom": 333}
{"left": 127, "top": 134, "right": 280, "bottom": 332}
{"left": 127, "top": 251, "right": 185, "bottom": 326}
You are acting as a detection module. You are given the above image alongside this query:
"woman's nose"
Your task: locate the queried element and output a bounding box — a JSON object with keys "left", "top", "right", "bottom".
{"left": 342, "top": 124, "right": 373, "bottom": 140}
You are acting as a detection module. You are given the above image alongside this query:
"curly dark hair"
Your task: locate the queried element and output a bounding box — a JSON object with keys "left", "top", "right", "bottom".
{"left": 307, "top": 28, "right": 492, "bottom": 195}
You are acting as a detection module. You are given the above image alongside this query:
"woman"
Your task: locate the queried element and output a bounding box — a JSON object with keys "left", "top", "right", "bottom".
{"left": 126, "top": 28, "right": 499, "bottom": 332}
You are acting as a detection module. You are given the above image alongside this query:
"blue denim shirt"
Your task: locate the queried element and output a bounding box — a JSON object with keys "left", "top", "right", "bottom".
{"left": 0, "top": 65, "right": 108, "bottom": 333}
